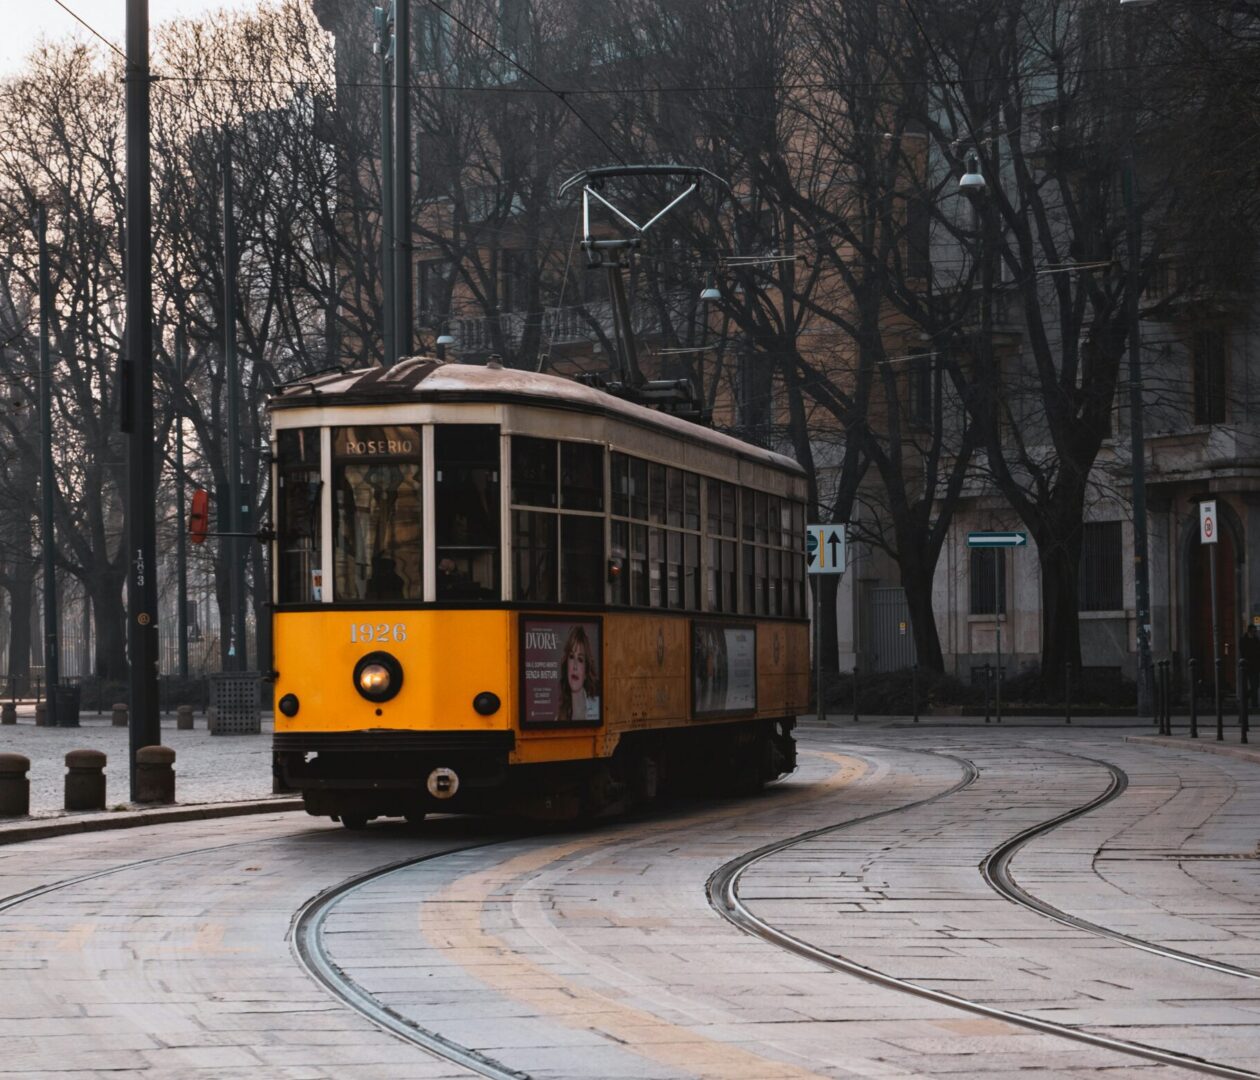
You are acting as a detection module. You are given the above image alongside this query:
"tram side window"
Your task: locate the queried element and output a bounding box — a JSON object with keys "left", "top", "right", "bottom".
{"left": 737, "top": 487, "right": 806, "bottom": 616}
{"left": 610, "top": 452, "right": 702, "bottom": 611}
{"left": 510, "top": 436, "right": 606, "bottom": 604}
{"left": 436, "top": 425, "right": 500, "bottom": 601}
{"left": 332, "top": 426, "right": 423, "bottom": 601}
{"left": 277, "top": 429, "right": 322, "bottom": 604}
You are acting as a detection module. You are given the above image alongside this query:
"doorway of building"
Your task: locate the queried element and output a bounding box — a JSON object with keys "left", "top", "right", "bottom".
{"left": 1188, "top": 523, "right": 1237, "bottom": 697}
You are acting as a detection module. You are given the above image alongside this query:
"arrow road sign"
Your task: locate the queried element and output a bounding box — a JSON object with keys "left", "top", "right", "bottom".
{"left": 967, "top": 531, "right": 1028, "bottom": 548}
{"left": 806, "top": 523, "right": 846, "bottom": 574}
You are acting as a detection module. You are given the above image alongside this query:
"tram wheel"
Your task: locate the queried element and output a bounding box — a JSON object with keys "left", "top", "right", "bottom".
{"left": 341, "top": 814, "right": 369, "bottom": 830}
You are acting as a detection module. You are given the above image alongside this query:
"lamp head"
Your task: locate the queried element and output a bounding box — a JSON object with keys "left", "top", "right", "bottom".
{"left": 958, "top": 151, "right": 987, "bottom": 197}
{"left": 700, "top": 286, "right": 721, "bottom": 301}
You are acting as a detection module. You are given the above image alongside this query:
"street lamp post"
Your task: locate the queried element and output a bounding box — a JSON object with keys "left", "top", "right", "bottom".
{"left": 37, "top": 206, "right": 58, "bottom": 719}
{"left": 1121, "top": 0, "right": 1157, "bottom": 718}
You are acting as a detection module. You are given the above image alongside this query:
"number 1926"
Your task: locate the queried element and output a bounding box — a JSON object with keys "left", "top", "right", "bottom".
{"left": 350, "top": 623, "right": 408, "bottom": 643}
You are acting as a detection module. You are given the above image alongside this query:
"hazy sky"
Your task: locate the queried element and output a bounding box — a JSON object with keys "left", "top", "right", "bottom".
{"left": 2, "top": 1, "right": 265, "bottom": 75}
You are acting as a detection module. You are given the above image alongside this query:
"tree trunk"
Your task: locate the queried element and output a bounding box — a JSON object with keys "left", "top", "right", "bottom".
{"left": 7, "top": 563, "right": 34, "bottom": 683}
{"left": 901, "top": 559, "right": 945, "bottom": 673}
{"left": 89, "top": 576, "right": 129, "bottom": 681}
{"left": 1037, "top": 525, "right": 1084, "bottom": 693}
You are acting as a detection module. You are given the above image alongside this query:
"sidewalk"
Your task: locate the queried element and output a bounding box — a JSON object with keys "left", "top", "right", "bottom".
{"left": 0, "top": 706, "right": 279, "bottom": 820}
{"left": 1126, "top": 731, "right": 1260, "bottom": 765}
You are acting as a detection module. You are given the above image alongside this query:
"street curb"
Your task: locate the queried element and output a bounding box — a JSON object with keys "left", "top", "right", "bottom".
{"left": 0, "top": 797, "right": 304, "bottom": 845}
{"left": 1126, "top": 734, "right": 1260, "bottom": 765}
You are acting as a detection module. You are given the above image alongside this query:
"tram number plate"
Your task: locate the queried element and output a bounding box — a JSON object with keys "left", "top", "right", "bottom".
{"left": 350, "top": 623, "right": 408, "bottom": 644}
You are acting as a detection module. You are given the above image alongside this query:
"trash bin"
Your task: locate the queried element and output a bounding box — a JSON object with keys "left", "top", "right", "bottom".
{"left": 208, "top": 672, "right": 262, "bottom": 735}
{"left": 52, "top": 684, "right": 81, "bottom": 728}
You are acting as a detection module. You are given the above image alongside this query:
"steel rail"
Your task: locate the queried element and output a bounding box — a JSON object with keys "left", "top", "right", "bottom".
{"left": 291, "top": 841, "right": 532, "bottom": 1080}
{"left": 982, "top": 752, "right": 1260, "bottom": 982}
{"left": 709, "top": 746, "right": 1260, "bottom": 1080}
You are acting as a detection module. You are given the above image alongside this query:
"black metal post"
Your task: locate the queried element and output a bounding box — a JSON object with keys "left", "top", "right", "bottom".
{"left": 222, "top": 129, "right": 247, "bottom": 671}
{"left": 1189, "top": 657, "right": 1198, "bottom": 738}
{"left": 375, "top": 4, "right": 395, "bottom": 366}
{"left": 392, "top": 0, "right": 412, "bottom": 357}
{"left": 1216, "top": 656, "right": 1224, "bottom": 741}
{"left": 852, "top": 662, "right": 859, "bottom": 723}
{"left": 1064, "top": 661, "right": 1072, "bottom": 725}
{"left": 1160, "top": 660, "right": 1171, "bottom": 736}
{"left": 912, "top": 662, "right": 919, "bottom": 723}
{"left": 984, "top": 662, "right": 992, "bottom": 723}
{"left": 37, "top": 205, "right": 59, "bottom": 724}
{"left": 126, "top": 0, "right": 161, "bottom": 797}
{"left": 174, "top": 324, "right": 188, "bottom": 678}
{"left": 1239, "top": 657, "right": 1249, "bottom": 744}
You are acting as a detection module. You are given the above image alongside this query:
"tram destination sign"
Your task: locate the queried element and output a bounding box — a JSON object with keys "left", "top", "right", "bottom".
{"left": 806, "top": 523, "right": 846, "bottom": 575}
{"left": 967, "top": 531, "right": 1028, "bottom": 548}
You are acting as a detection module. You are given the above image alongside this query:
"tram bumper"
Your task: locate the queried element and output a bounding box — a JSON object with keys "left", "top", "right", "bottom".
{"left": 273, "top": 729, "right": 513, "bottom": 815}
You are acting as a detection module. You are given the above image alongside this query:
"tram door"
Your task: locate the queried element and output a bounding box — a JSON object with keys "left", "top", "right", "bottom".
{"left": 1189, "top": 525, "right": 1237, "bottom": 696}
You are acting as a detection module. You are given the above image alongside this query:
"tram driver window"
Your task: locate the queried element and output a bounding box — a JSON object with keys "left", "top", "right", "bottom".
{"left": 436, "top": 425, "right": 501, "bottom": 601}
{"left": 276, "top": 429, "right": 322, "bottom": 604}
{"left": 332, "top": 426, "right": 423, "bottom": 601}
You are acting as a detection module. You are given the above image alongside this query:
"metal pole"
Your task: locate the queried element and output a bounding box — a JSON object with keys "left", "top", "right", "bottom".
{"left": 984, "top": 662, "right": 991, "bottom": 723}
{"left": 1239, "top": 657, "right": 1249, "bottom": 744}
{"left": 852, "top": 662, "right": 859, "bottom": 723}
{"left": 1189, "top": 656, "right": 1198, "bottom": 738}
{"left": 1064, "top": 661, "right": 1072, "bottom": 725}
{"left": 175, "top": 324, "right": 188, "bottom": 679}
{"left": 223, "top": 128, "right": 247, "bottom": 671}
{"left": 994, "top": 552, "right": 1002, "bottom": 724}
{"left": 375, "top": 5, "right": 395, "bottom": 366}
{"left": 1210, "top": 541, "right": 1222, "bottom": 740}
{"left": 392, "top": 0, "right": 412, "bottom": 358}
{"left": 815, "top": 581, "right": 824, "bottom": 725}
{"left": 1123, "top": 29, "right": 1154, "bottom": 721}
{"left": 125, "top": 0, "right": 161, "bottom": 797}
{"left": 37, "top": 206, "right": 59, "bottom": 723}
{"left": 912, "top": 662, "right": 919, "bottom": 723}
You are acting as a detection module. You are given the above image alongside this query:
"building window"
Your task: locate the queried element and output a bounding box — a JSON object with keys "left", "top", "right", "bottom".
{"left": 1079, "top": 521, "right": 1123, "bottom": 611}
{"left": 969, "top": 548, "right": 1006, "bottom": 615}
{"left": 906, "top": 196, "right": 930, "bottom": 280}
{"left": 907, "top": 350, "right": 934, "bottom": 431}
{"left": 1193, "top": 327, "right": 1227, "bottom": 425}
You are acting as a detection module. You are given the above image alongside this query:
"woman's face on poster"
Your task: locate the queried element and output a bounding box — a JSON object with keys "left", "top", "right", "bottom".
{"left": 566, "top": 643, "right": 587, "bottom": 693}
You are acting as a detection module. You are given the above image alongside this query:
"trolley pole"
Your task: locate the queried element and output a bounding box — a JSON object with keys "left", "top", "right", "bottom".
{"left": 125, "top": 0, "right": 161, "bottom": 796}
{"left": 37, "top": 205, "right": 59, "bottom": 716}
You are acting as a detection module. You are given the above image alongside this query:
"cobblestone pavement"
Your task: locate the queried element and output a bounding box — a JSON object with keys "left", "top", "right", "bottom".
{"left": 1, "top": 721, "right": 1259, "bottom": 1078}
{"left": 0, "top": 708, "right": 275, "bottom": 816}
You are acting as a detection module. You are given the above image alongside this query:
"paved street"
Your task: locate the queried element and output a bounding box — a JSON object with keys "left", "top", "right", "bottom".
{"left": 1, "top": 722, "right": 1259, "bottom": 1078}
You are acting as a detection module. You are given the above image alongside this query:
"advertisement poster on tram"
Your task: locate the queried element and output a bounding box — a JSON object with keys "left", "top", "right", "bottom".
{"left": 692, "top": 623, "right": 757, "bottom": 716}
{"left": 520, "top": 617, "right": 603, "bottom": 728}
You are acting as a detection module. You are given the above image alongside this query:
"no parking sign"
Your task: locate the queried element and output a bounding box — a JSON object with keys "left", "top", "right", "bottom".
{"left": 1200, "top": 500, "right": 1218, "bottom": 545}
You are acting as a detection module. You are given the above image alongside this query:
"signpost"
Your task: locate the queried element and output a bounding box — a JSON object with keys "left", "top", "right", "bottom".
{"left": 1201, "top": 501, "right": 1222, "bottom": 740}
{"left": 807, "top": 524, "right": 846, "bottom": 724}
{"left": 967, "top": 532, "right": 1027, "bottom": 724}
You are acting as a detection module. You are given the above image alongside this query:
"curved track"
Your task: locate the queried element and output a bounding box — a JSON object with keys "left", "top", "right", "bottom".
{"left": 981, "top": 750, "right": 1260, "bottom": 982}
{"left": 709, "top": 744, "right": 1260, "bottom": 1080}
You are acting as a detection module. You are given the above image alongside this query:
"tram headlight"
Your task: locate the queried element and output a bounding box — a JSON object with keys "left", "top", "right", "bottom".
{"left": 353, "top": 652, "right": 403, "bottom": 703}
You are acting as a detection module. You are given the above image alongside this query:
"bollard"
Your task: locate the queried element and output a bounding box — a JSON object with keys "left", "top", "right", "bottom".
{"left": 1064, "top": 662, "right": 1072, "bottom": 725}
{"left": 64, "top": 749, "right": 106, "bottom": 812}
{"left": 134, "top": 745, "right": 176, "bottom": 805}
{"left": 206, "top": 706, "right": 218, "bottom": 733}
{"left": 112, "top": 702, "right": 128, "bottom": 728}
{"left": 1, "top": 702, "right": 14, "bottom": 725}
{"left": 1161, "top": 661, "right": 1172, "bottom": 736}
{"left": 176, "top": 705, "right": 194, "bottom": 731}
{"left": 34, "top": 702, "right": 48, "bottom": 727}
{"left": 1154, "top": 661, "right": 1164, "bottom": 734}
{"left": 851, "top": 666, "right": 859, "bottom": 724}
{"left": 0, "top": 753, "right": 30, "bottom": 817}
{"left": 1240, "top": 658, "right": 1250, "bottom": 745}
{"left": 912, "top": 663, "right": 919, "bottom": 723}
{"left": 1189, "top": 658, "right": 1199, "bottom": 738}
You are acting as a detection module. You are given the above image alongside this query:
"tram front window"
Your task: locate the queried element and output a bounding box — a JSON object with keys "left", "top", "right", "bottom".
{"left": 435, "top": 425, "right": 500, "bottom": 601}
{"left": 332, "top": 426, "right": 423, "bottom": 601}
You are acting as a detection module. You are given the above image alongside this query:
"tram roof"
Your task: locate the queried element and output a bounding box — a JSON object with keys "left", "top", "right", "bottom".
{"left": 269, "top": 357, "right": 804, "bottom": 475}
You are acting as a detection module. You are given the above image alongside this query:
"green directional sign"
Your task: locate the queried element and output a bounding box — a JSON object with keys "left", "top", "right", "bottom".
{"left": 967, "top": 531, "right": 1028, "bottom": 548}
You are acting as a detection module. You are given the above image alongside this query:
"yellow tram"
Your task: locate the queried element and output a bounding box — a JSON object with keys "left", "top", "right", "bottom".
{"left": 269, "top": 357, "right": 809, "bottom": 826}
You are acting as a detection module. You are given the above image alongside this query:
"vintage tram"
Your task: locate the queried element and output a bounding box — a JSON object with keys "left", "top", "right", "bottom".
{"left": 269, "top": 357, "right": 809, "bottom": 826}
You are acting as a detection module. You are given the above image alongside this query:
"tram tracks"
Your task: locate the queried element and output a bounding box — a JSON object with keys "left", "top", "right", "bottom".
{"left": 710, "top": 742, "right": 1260, "bottom": 1079}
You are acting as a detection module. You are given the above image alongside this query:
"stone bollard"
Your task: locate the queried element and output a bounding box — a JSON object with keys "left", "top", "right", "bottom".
{"left": 0, "top": 753, "right": 30, "bottom": 817}
{"left": 65, "top": 749, "right": 106, "bottom": 812}
{"left": 1, "top": 702, "right": 14, "bottom": 725}
{"left": 206, "top": 706, "right": 218, "bottom": 733}
{"left": 112, "top": 703, "right": 128, "bottom": 728}
{"left": 176, "top": 705, "right": 195, "bottom": 731}
{"left": 34, "top": 703, "right": 48, "bottom": 726}
{"left": 135, "top": 745, "right": 175, "bottom": 805}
